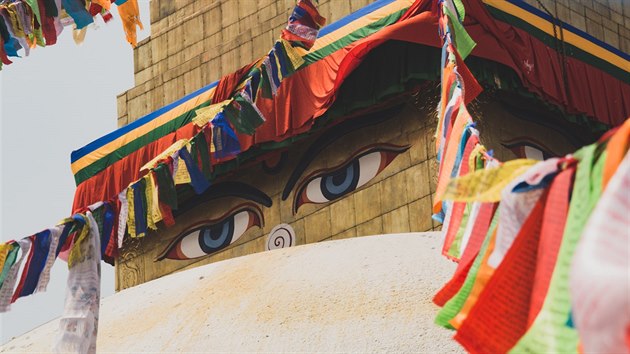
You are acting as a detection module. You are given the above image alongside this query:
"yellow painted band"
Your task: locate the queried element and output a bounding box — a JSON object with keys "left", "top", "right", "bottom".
{"left": 70, "top": 86, "right": 216, "bottom": 174}
{"left": 483, "top": 0, "right": 629, "bottom": 72}
{"left": 307, "top": 0, "right": 414, "bottom": 54}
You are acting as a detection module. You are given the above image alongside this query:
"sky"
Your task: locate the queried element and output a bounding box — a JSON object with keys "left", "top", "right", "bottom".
{"left": 0, "top": 2, "right": 150, "bottom": 344}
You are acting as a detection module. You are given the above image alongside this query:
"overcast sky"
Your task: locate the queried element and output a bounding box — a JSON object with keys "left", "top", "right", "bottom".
{"left": 0, "top": 2, "right": 150, "bottom": 344}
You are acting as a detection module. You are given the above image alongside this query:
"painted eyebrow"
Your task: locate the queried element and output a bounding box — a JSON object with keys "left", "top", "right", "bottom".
{"left": 281, "top": 104, "right": 404, "bottom": 201}
{"left": 174, "top": 181, "right": 272, "bottom": 216}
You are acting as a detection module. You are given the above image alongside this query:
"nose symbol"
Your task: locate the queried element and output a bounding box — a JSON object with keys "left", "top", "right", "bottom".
{"left": 266, "top": 224, "right": 296, "bottom": 250}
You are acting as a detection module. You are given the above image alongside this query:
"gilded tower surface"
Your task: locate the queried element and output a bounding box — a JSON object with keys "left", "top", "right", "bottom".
{"left": 114, "top": 0, "right": 629, "bottom": 291}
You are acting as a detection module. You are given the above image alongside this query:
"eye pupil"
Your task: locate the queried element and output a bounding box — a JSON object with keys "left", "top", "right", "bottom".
{"left": 321, "top": 160, "right": 360, "bottom": 200}
{"left": 199, "top": 221, "right": 233, "bottom": 253}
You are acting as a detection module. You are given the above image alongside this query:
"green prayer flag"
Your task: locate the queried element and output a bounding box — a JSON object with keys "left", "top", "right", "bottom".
{"left": 452, "top": 0, "right": 465, "bottom": 21}
{"left": 91, "top": 206, "right": 105, "bottom": 240}
{"left": 448, "top": 202, "right": 472, "bottom": 259}
{"left": 222, "top": 100, "right": 250, "bottom": 134}
{"left": 24, "top": 0, "right": 42, "bottom": 27}
{"left": 154, "top": 163, "right": 178, "bottom": 210}
{"left": 259, "top": 64, "right": 273, "bottom": 99}
{"left": 0, "top": 246, "right": 19, "bottom": 288}
{"left": 445, "top": 7, "right": 475, "bottom": 60}
{"left": 230, "top": 94, "right": 265, "bottom": 135}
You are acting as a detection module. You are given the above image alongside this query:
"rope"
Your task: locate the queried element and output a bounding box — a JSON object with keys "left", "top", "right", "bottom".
{"left": 535, "top": 0, "right": 571, "bottom": 105}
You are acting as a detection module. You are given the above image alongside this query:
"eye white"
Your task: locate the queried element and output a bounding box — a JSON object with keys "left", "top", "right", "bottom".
{"left": 524, "top": 145, "right": 544, "bottom": 160}
{"left": 305, "top": 177, "right": 328, "bottom": 203}
{"left": 178, "top": 210, "right": 252, "bottom": 259}
{"left": 304, "top": 151, "right": 384, "bottom": 203}
{"left": 179, "top": 230, "right": 205, "bottom": 259}
{"left": 356, "top": 151, "right": 382, "bottom": 188}
{"left": 230, "top": 211, "right": 251, "bottom": 244}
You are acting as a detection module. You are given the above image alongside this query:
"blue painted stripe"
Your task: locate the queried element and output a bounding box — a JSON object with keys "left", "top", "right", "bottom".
{"left": 317, "top": 0, "right": 397, "bottom": 37}
{"left": 508, "top": 0, "right": 630, "bottom": 61}
{"left": 71, "top": 80, "right": 218, "bottom": 163}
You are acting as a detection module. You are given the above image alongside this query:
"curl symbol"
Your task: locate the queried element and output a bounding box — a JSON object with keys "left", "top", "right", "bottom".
{"left": 266, "top": 224, "right": 296, "bottom": 251}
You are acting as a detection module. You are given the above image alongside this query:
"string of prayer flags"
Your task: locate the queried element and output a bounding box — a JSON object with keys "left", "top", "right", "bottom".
{"left": 0, "top": 5, "right": 328, "bottom": 350}
{"left": 433, "top": 132, "right": 630, "bottom": 353}
{"left": 197, "top": 0, "right": 325, "bottom": 141}
{"left": 430, "top": 1, "right": 630, "bottom": 353}
{"left": 510, "top": 143, "right": 606, "bottom": 353}
{"left": 0, "top": 204, "right": 119, "bottom": 352}
{"left": 432, "top": 0, "right": 482, "bottom": 222}
{"left": 0, "top": 0, "right": 142, "bottom": 71}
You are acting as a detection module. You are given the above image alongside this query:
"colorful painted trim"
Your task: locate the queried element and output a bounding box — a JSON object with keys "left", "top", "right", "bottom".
{"left": 483, "top": 0, "right": 630, "bottom": 82}
{"left": 71, "top": 82, "right": 216, "bottom": 171}
{"left": 303, "top": 0, "right": 413, "bottom": 63}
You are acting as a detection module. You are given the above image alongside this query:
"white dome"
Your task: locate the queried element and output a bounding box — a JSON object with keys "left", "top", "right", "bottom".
{"left": 1, "top": 232, "right": 462, "bottom": 353}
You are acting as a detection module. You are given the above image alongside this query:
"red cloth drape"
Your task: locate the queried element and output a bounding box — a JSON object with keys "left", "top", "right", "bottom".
{"left": 72, "top": 0, "right": 629, "bottom": 212}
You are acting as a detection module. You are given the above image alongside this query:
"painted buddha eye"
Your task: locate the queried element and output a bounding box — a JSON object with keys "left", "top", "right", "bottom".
{"left": 158, "top": 204, "right": 263, "bottom": 261}
{"left": 502, "top": 139, "right": 554, "bottom": 160}
{"left": 293, "top": 144, "right": 409, "bottom": 212}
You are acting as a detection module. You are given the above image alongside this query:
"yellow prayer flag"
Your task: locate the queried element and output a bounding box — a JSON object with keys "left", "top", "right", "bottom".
{"left": 443, "top": 159, "right": 537, "bottom": 202}
{"left": 0, "top": 243, "right": 12, "bottom": 273}
{"left": 148, "top": 173, "right": 163, "bottom": 225}
{"left": 144, "top": 175, "right": 157, "bottom": 231}
{"left": 126, "top": 188, "right": 137, "bottom": 238}
{"left": 281, "top": 39, "right": 306, "bottom": 70}
{"left": 174, "top": 156, "right": 192, "bottom": 185}
{"left": 193, "top": 100, "right": 229, "bottom": 127}
{"left": 140, "top": 139, "right": 189, "bottom": 171}
{"left": 67, "top": 215, "right": 90, "bottom": 269}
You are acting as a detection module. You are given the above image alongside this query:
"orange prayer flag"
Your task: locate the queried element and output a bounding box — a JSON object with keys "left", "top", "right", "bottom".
{"left": 433, "top": 202, "right": 497, "bottom": 306}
